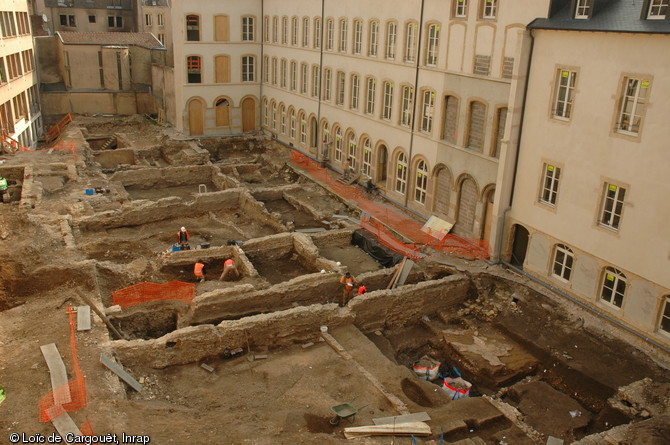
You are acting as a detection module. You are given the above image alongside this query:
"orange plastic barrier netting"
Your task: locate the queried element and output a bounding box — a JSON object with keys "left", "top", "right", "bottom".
{"left": 80, "top": 419, "right": 99, "bottom": 444}
{"left": 112, "top": 281, "right": 196, "bottom": 308}
{"left": 290, "top": 150, "right": 489, "bottom": 260}
{"left": 18, "top": 140, "right": 78, "bottom": 160}
{"left": 39, "top": 307, "right": 87, "bottom": 422}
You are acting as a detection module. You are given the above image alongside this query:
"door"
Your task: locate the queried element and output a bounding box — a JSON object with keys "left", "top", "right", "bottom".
{"left": 482, "top": 190, "right": 494, "bottom": 243}
{"left": 188, "top": 99, "right": 204, "bottom": 135}
{"left": 377, "top": 145, "right": 388, "bottom": 182}
{"left": 241, "top": 97, "right": 256, "bottom": 131}
{"left": 510, "top": 224, "right": 529, "bottom": 268}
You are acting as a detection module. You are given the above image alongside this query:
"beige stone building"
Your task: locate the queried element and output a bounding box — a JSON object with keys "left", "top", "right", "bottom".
{"left": 30, "top": 0, "right": 137, "bottom": 34}
{"left": 506, "top": 0, "right": 670, "bottom": 349}
{"left": 0, "top": 0, "right": 42, "bottom": 148}
{"left": 136, "top": 0, "right": 172, "bottom": 66}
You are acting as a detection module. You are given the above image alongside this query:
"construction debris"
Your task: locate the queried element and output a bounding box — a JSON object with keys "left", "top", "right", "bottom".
{"left": 100, "top": 353, "right": 142, "bottom": 392}
{"left": 343, "top": 421, "right": 431, "bottom": 439}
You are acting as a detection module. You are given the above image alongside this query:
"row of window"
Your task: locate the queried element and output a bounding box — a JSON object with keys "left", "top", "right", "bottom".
{"left": 185, "top": 55, "right": 256, "bottom": 83}
{"left": 0, "top": 50, "right": 35, "bottom": 84}
{"left": 144, "top": 13, "right": 165, "bottom": 27}
{"left": 540, "top": 163, "right": 626, "bottom": 233}
{"left": 262, "top": 58, "right": 506, "bottom": 157}
{"left": 60, "top": 14, "right": 124, "bottom": 29}
{"left": 574, "top": 0, "right": 667, "bottom": 20}
{"left": 185, "top": 14, "right": 255, "bottom": 42}
{"left": 552, "top": 69, "right": 651, "bottom": 137}
{"left": 548, "top": 242, "right": 670, "bottom": 336}
{"left": 1, "top": 10, "right": 29, "bottom": 37}
{"left": 0, "top": 85, "right": 39, "bottom": 134}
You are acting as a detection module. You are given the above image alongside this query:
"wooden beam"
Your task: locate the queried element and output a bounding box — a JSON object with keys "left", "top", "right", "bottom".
{"left": 100, "top": 353, "right": 142, "bottom": 393}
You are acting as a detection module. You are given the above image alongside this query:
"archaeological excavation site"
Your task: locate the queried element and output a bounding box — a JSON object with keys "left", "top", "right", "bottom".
{"left": 0, "top": 115, "right": 668, "bottom": 445}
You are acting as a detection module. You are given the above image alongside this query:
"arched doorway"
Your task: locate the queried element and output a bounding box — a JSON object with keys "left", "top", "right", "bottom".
{"left": 241, "top": 97, "right": 256, "bottom": 131}
{"left": 455, "top": 177, "right": 478, "bottom": 234}
{"left": 309, "top": 116, "right": 318, "bottom": 149}
{"left": 377, "top": 144, "right": 388, "bottom": 182}
{"left": 215, "top": 98, "right": 230, "bottom": 126}
{"left": 188, "top": 99, "right": 204, "bottom": 135}
{"left": 510, "top": 224, "right": 529, "bottom": 268}
{"left": 434, "top": 167, "right": 453, "bottom": 218}
{"left": 481, "top": 187, "right": 495, "bottom": 242}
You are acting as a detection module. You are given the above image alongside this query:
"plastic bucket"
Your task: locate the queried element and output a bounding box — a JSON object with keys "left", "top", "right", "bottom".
{"left": 85, "top": 189, "right": 94, "bottom": 195}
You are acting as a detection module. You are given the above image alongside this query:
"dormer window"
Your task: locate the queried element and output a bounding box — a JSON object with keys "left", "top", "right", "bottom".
{"left": 647, "top": 0, "right": 668, "bottom": 19}
{"left": 575, "top": 0, "right": 591, "bottom": 19}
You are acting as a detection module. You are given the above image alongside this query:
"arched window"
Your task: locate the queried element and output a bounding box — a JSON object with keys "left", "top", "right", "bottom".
{"left": 347, "top": 132, "right": 357, "bottom": 169}
{"left": 425, "top": 23, "right": 439, "bottom": 66}
{"left": 187, "top": 56, "right": 201, "bottom": 83}
{"left": 601, "top": 267, "right": 626, "bottom": 308}
{"left": 404, "top": 22, "right": 418, "bottom": 62}
{"left": 289, "top": 109, "right": 296, "bottom": 139}
{"left": 395, "top": 152, "right": 408, "bottom": 194}
{"left": 414, "top": 160, "right": 428, "bottom": 204}
{"left": 215, "top": 98, "right": 230, "bottom": 126}
{"left": 334, "top": 127, "right": 343, "bottom": 161}
{"left": 467, "top": 101, "right": 486, "bottom": 152}
{"left": 368, "top": 20, "right": 379, "bottom": 56}
{"left": 263, "top": 98, "right": 269, "bottom": 126}
{"left": 362, "top": 138, "right": 372, "bottom": 177}
{"left": 280, "top": 105, "right": 286, "bottom": 134}
{"left": 300, "top": 113, "right": 307, "bottom": 144}
{"left": 421, "top": 90, "right": 435, "bottom": 133}
{"left": 552, "top": 244, "right": 574, "bottom": 281}
{"left": 186, "top": 15, "right": 200, "bottom": 41}
{"left": 271, "top": 102, "right": 277, "bottom": 130}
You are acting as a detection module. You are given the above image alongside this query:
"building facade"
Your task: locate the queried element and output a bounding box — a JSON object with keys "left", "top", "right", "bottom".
{"left": 137, "top": 0, "right": 171, "bottom": 66}
{"left": 0, "top": 0, "right": 42, "bottom": 149}
{"left": 31, "top": 0, "right": 138, "bottom": 34}
{"left": 507, "top": 0, "right": 670, "bottom": 349}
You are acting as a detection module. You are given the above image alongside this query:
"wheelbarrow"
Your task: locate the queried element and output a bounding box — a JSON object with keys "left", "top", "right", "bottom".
{"left": 329, "top": 397, "right": 368, "bottom": 425}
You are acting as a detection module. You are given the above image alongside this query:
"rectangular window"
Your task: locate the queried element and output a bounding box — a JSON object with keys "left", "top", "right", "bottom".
{"left": 353, "top": 20, "right": 362, "bottom": 54}
{"left": 339, "top": 19, "right": 347, "bottom": 52}
{"left": 291, "top": 17, "right": 298, "bottom": 45}
{"left": 482, "top": 0, "right": 498, "bottom": 18}
{"left": 648, "top": 0, "right": 668, "bottom": 19}
{"left": 553, "top": 70, "right": 576, "bottom": 120}
{"left": 302, "top": 18, "right": 309, "bottom": 47}
{"left": 242, "top": 56, "right": 255, "bottom": 82}
{"left": 89, "top": 15, "right": 96, "bottom": 23}
{"left": 300, "top": 117, "right": 307, "bottom": 144}
{"left": 455, "top": 0, "right": 468, "bottom": 17}
{"left": 290, "top": 61, "right": 297, "bottom": 91}
{"left": 421, "top": 90, "right": 435, "bottom": 133}
{"left": 263, "top": 55, "right": 269, "bottom": 82}
{"left": 0, "top": 57, "right": 6, "bottom": 83}
{"left": 312, "top": 66, "right": 320, "bottom": 97}
{"left": 351, "top": 74, "right": 360, "bottom": 110}
{"left": 552, "top": 245, "right": 574, "bottom": 282}
{"left": 401, "top": 86, "right": 413, "bottom": 127}
{"left": 145, "top": 14, "right": 152, "bottom": 26}
{"left": 326, "top": 19, "right": 334, "bottom": 51}
{"left": 314, "top": 18, "right": 321, "bottom": 49}
{"left": 575, "top": 0, "right": 591, "bottom": 19}
{"left": 336, "top": 71, "right": 345, "bottom": 105}
{"left": 405, "top": 23, "right": 417, "bottom": 62}
{"left": 301, "top": 63, "right": 308, "bottom": 94}
{"left": 108, "top": 16, "right": 122, "bottom": 28}
{"left": 272, "top": 58, "right": 277, "bottom": 85}
{"left": 599, "top": 183, "right": 626, "bottom": 230}
{"left": 426, "top": 24, "right": 439, "bottom": 66}
{"left": 365, "top": 77, "right": 376, "bottom": 115}
{"left": 382, "top": 82, "right": 393, "bottom": 120}
{"left": 660, "top": 297, "right": 670, "bottom": 334}
{"left": 617, "top": 77, "right": 650, "bottom": 136}
{"left": 601, "top": 269, "right": 626, "bottom": 308}
{"left": 386, "top": 22, "right": 397, "bottom": 60}
{"left": 282, "top": 17, "right": 288, "bottom": 44}
{"left": 158, "top": 14, "right": 164, "bottom": 26}
{"left": 473, "top": 54, "right": 490, "bottom": 76}
{"left": 369, "top": 21, "right": 378, "bottom": 57}
{"left": 290, "top": 112, "right": 296, "bottom": 139}
{"left": 323, "top": 69, "right": 331, "bottom": 101}
{"left": 187, "top": 56, "right": 201, "bottom": 83}
{"left": 242, "top": 17, "right": 255, "bottom": 41}
{"left": 281, "top": 59, "right": 287, "bottom": 88}
{"left": 540, "top": 164, "right": 561, "bottom": 206}
{"left": 157, "top": 34, "right": 165, "bottom": 45}
{"left": 362, "top": 142, "right": 372, "bottom": 177}
{"left": 263, "top": 16, "right": 269, "bottom": 42}
{"left": 272, "top": 16, "right": 278, "bottom": 43}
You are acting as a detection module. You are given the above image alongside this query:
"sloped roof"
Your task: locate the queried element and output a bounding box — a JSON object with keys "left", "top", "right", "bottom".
{"left": 529, "top": 0, "right": 670, "bottom": 34}
{"left": 56, "top": 31, "right": 164, "bottom": 49}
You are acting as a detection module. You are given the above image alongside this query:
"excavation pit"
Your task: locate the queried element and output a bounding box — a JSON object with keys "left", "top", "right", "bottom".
{"left": 199, "top": 137, "right": 268, "bottom": 164}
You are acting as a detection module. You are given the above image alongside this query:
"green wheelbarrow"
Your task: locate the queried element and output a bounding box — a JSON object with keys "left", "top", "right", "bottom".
{"left": 329, "top": 397, "right": 368, "bottom": 425}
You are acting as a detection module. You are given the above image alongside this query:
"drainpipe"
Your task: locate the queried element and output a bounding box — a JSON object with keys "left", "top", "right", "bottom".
{"left": 258, "top": 0, "right": 265, "bottom": 132}
{"left": 315, "top": 0, "right": 325, "bottom": 162}
{"left": 404, "top": 0, "right": 426, "bottom": 207}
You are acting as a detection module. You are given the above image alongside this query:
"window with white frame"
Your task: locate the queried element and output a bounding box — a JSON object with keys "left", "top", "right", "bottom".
{"left": 242, "top": 56, "right": 255, "bottom": 82}
{"left": 281, "top": 59, "right": 287, "bottom": 88}
{"left": 553, "top": 69, "right": 576, "bottom": 119}
{"left": 386, "top": 22, "right": 397, "bottom": 59}
{"left": 323, "top": 69, "right": 332, "bottom": 101}
{"left": 301, "top": 63, "right": 308, "bottom": 94}
{"left": 617, "top": 77, "right": 650, "bottom": 136}
{"left": 401, "top": 86, "right": 414, "bottom": 127}
{"left": 575, "top": 0, "right": 591, "bottom": 19}
{"left": 290, "top": 61, "right": 297, "bottom": 90}
{"left": 336, "top": 71, "right": 345, "bottom": 105}
{"left": 366, "top": 77, "right": 376, "bottom": 115}
{"left": 157, "top": 14, "right": 164, "bottom": 26}
{"left": 242, "top": 16, "right": 255, "bottom": 41}
{"left": 263, "top": 16, "right": 269, "bottom": 42}
{"left": 272, "top": 16, "right": 278, "bottom": 42}
{"left": 455, "top": 0, "right": 468, "bottom": 17}
{"left": 552, "top": 244, "right": 574, "bottom": 281}
{"left": 414, "top": 160, "right": 428, "bottom": 204}
{"left": 312, "top": 66, "right": 320, "bottom": 97}
{"left": 145, "top": 14, "right": 152, "bottom": 26}
{"left": 599, "top": 183, "right": 626, "bottom": 230}
{"left": 263, "top": 55, "right": 269, "bottom": 82}
{"left": 353, "top": 20, "right": 362, "bottom": 54}
{"left": 314, "top": 18, "right": 322, "bottom": 49}
{"left": 348, "top": 133, "right": 357, "bottom": 169}
{"left": 601, "top": 267, "right": 626, "bottom": 308}
{"left": 334, "top": 127, "right": 343, "bottom": 161}
{"left": 369, "top": 21, "right": 379, "bottom": 57}
{"left": 291, "top": 17, "right": 298, "bottom": 45}
{"left": 382, "top": 82, "right": 393, "bottom": 120}
{"left": 271, "top": 102, "right": 277, "bottom": 129}
{"left": 282, "top": 16, "right": 288, "bottom": 44}
{"left": 405, "top": 22, "right": 417, "bottom": 62}
{"left": 326, "top": 19, "right": 334, "bottom": 50}
{"left": 426, "top": 24, "right": 439, "bottom": 66}
{"left": 482, "top": 0, "right": 498, "bottom": 19}
{"left": 300, "top": 115, "right": 307, "bottom": 144}
{"left": 290, "top": 110, "right": 296, "bottom": 139}
{"left": 263, "top": 100, "right": 269, "bottom": 126}
{"left": 351, "top": 74, "right": 360, "bottom": 110}
{"left": 395, "top": 153, "right": 408, "bottom": 194}
{"left": 540, "top": 164, "right": 561, "bottom": 206}
{"left": 421, "top": 90, "right": 435, "bottom": 133}
{"left": 302, "top": 17, "right": 309, "bottom": 47}
{"left": 648, "top": 0, "right": 668, "bottom": 19}
{"left": 280, "top": 107, "right": 286, "bottom": 134}
{"left": 272, "top": 57, "right": 278, "bottom": 84}
{"left": 660, "top": 296, "right": 670, "bottom": 334}
{"left": 339, "top": 19, "right": 348, "bottom": 52}
{"left": 362, "top": 139, "right": 372, "bottom": 177}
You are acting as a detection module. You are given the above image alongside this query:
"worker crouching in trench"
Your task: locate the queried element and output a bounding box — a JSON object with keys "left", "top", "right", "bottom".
{"left": 219, "top": 258, "right": 240, "bottom": 281}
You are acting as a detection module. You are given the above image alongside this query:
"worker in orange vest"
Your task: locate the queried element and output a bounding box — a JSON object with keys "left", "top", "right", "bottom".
{"left": 194, "top": 259, "right": 206, "bottom": 282}
{"left": 219, "top": 257, "right": 239, "bottom": 281}
{"left": 177, "top": 227, "right": 190, "bottom": 250}
{"left": 357, "top": 283, "right": 367, "bottom": 295}
{"left": 339, "top": 272, "right": 357, "bottom": 307}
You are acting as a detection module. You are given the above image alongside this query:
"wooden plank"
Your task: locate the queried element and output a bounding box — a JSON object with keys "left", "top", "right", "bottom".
{"left": 372, "top": 412, "right": 431, "bottom": 425}
{"left": 344, "top": 422, "right": 431, "bottom": 439}
{"left": 100, "top": 353, "right": 142, "bottom": 392}
{"left": 76, "top": 306, "right": 91, "bottom": 331}
{"left": 395, "top": 259, "right": 415, "bottom": 287}
{"left": 40, "top": 343, "right": 72, "bottom": 405}
{"left": 52, "top": 413, "right": 81, "bottom": 438}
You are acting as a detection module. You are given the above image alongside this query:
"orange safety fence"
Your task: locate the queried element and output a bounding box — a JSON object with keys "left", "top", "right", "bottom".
{"left": 45, "top": 112, "right": 74, "bottom": 144}
{"left": 2, "top": 132, "right": 77, "bottom": 160}
{"left": 112, "top": 280, "right": 196, "bottom": 308}
{"left": 39, "top": 306, "right": 87, "bottom": 422}
{"left": 290, "top": 150, "right": 489, "bottom": 260}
